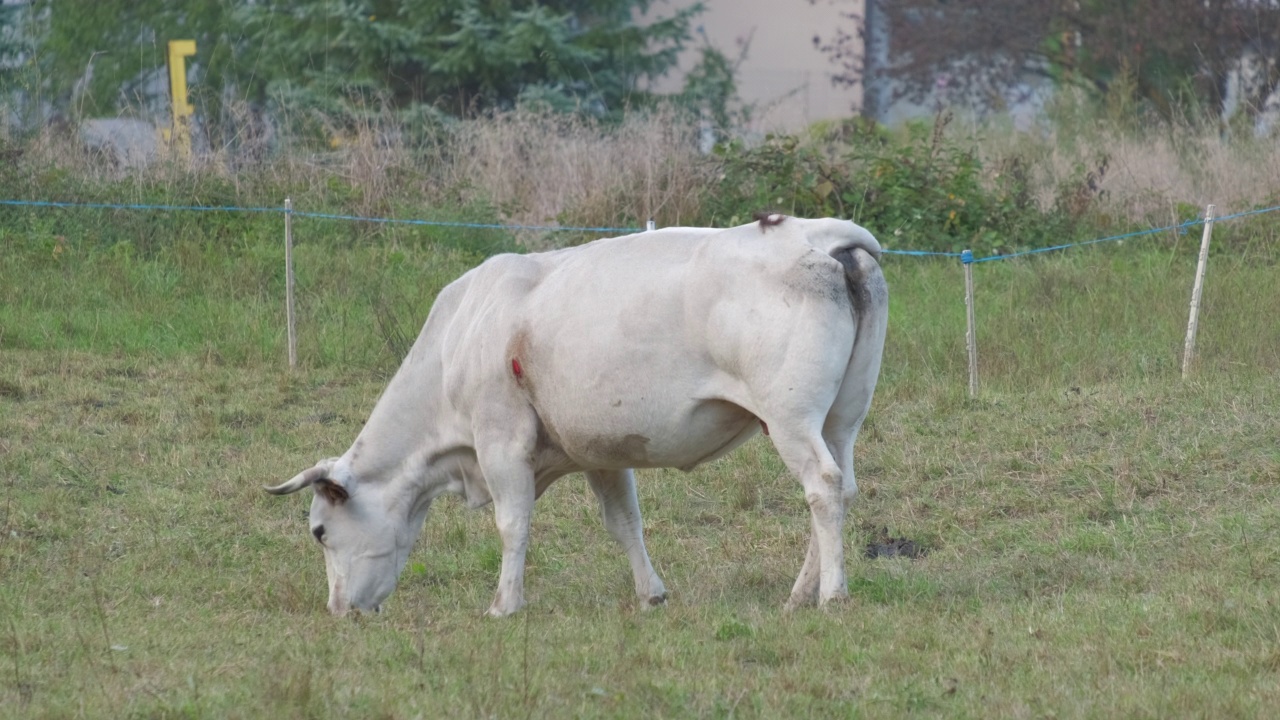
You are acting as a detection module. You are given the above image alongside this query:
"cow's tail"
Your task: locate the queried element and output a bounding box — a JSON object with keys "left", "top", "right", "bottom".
{"left": 828, "top": 232, "right": 887, "bottom": 325}
{"left": 827, "top": 228, "right": 888, "bottom": 435}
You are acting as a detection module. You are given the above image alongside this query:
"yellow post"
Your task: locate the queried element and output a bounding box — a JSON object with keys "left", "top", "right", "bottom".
{"left": 165, "top": 40, "right": 197, "bottom": 158}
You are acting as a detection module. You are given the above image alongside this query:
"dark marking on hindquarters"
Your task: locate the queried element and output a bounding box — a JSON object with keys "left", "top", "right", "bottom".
{"left": 783, "top": 250, "right": 846, "bottom": 303}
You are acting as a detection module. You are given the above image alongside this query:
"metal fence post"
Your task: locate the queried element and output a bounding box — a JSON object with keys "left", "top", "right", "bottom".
{"left": 962, "top": 249, "right": 978, "bottom": 397}
{"left": 285, "top": 198, "right": 297, "bottom": 370}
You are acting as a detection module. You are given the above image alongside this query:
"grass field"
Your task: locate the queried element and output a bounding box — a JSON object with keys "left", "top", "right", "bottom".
{"left": 2, "top": 226, "right": 1280, "bottom": 718}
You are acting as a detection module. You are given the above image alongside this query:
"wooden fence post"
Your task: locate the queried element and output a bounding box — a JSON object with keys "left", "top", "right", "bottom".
{"left": 1181, "top": 204, "right": 1215, "bottom": 380}
{"left": 285, "top": 198, "right": 297, "bottom": 371}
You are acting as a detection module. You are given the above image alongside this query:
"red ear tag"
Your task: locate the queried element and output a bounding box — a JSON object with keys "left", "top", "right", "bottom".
{"left": 512, "top": 358, "right": 523, "bottom": 379}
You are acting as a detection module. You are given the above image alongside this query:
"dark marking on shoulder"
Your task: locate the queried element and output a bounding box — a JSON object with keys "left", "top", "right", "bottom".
{"left": 754, "top": 211, "right": 786, "bottom": 231}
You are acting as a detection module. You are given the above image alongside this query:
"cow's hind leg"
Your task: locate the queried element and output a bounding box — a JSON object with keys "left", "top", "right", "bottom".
{"left": 786, "top": 532, "right": 822, "bottom": 611}
{"left": 786, "top": 432, "right": 862, "bottom": 610}
{"left": 770, "top": 426, "right": 850, "bottom": 608}
{"left": 790, "top": 325, "right": 883, "bottom": 609}
{"left": 586, "top": 469, "right": 667, "bottom": 608}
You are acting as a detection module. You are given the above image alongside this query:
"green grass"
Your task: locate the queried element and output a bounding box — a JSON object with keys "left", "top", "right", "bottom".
{"left": 2, "top": 229, "right": 1280, "bottom": 718}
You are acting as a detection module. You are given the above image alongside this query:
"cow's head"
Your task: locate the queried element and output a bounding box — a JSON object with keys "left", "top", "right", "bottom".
{"left": 265, "top": 459, "right": 427, "bottom": 616}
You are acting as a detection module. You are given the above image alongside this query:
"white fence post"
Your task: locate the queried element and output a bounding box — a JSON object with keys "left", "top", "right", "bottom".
{"left": 646, "top": 218, "right": 656, "bottom": 232}
{"left": 285, "top": 198, "right": 297, "bottom": 371}
{"left": 1181, "top": 204, "right": 1216, "bottom": 380}
{"left": 962, "top": 249, "right": 978, "bottom": 398}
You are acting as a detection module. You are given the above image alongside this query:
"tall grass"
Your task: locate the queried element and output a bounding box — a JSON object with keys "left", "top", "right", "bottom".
{"left": 4, "top": 232, "right": 1277, "bottom": 387}
{"left": 969, "top": 114, "right": 1280, "bottom": 227}
{"left": 4, "top": 101, "right": 1278, "bottom": 251}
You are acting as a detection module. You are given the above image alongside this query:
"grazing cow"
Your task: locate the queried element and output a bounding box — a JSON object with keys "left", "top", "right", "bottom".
{"left": 266, "top": 214, "right": 888, "bottom": 617}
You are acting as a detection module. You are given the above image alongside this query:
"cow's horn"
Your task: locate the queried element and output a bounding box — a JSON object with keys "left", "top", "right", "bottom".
{"left": 264, "top": 462, "right": 331, "bottom": 495}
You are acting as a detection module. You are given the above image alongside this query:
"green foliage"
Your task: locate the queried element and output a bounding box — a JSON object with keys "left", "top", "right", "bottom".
{"left": 238, "top": 0, "right": 702, "bottom": 119}
{"left": 36, "top": 0, "right": 234, "bottom": 116}
{"left": 678, "top": 43, "right": 746, "bottom": 138}
{"left": 706, "top": 113, "right": 1083, "bottom": 256}
{"left": 35, "top": 0, "right": 703, "bottom": 130}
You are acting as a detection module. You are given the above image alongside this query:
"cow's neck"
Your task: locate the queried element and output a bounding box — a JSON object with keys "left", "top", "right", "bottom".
{"left": 341, "top": 341, "right": 459, "bottom": 500}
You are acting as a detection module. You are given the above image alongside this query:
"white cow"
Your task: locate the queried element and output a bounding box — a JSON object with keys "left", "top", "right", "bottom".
{"left": 266, "top": 214, "right": 888, "bottom": 617}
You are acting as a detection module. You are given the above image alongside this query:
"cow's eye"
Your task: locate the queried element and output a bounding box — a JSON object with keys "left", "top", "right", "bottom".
{"left": 312, "top": 525, "right": 325, "bottom": 544}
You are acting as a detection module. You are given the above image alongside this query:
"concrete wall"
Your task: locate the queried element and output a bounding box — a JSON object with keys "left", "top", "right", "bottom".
{"left": 646, "top": 0, "right": 864, "bottom": 132}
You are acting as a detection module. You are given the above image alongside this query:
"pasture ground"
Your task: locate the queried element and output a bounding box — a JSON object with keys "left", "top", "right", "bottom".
{"left": 2, "top": 234, "right": 1279, "bottom": 718}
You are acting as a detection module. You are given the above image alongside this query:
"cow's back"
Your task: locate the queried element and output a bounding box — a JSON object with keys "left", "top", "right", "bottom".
{"left": 441, "top": 218, "right": 883, "bottom": 472}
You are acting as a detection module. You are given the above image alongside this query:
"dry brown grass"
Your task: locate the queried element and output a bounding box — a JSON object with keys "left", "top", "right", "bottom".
{"left": 967, "top": 107, "right": 1280, "bottom": 223}
{"left": 7, "top": 99, "right": 1278, "bottom": 246}
{"left": 8, "top": 104, "right": 715, "bottom": 242}
{"left": 435, "top": 107, "right": 713, "bottom": 241}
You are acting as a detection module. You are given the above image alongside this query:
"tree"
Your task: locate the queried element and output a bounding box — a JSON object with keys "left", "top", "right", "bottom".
{"left": 35, "top": 0, "right": 702, "bottom": 122}
{"left": 36, "top": 0, "right": 234, "bottom": 116}
{"left": 813, "top": 0, "right": 1280, "bottom": 120}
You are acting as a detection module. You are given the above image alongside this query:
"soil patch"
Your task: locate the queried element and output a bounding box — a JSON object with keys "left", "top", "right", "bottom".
{"left": 864, "top": 527, "right": 927, "bottom": 559}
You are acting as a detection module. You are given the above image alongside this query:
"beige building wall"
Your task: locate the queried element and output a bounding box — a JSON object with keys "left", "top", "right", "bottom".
{"left": 646, "top": 0, "right": 864, "bottom": 132}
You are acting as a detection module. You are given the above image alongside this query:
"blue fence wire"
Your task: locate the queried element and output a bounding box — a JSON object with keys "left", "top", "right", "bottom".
{"left": 0, "top": 198, "right": 282, "bottom": 215}
{"left": 289, "top": 209, "right": 642, "bottom": 235}
{"left": 3, "top": 197, "right": 1278, "bottom": 263}
{"left": 967, "top": 202, "right": 1280, "bottom": 264}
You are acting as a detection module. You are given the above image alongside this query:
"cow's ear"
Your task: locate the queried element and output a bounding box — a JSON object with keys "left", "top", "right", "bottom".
{"left": 314, "top": 477, "right": 350, "bottom": 505}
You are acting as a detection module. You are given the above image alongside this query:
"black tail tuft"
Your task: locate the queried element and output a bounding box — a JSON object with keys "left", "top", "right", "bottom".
{"left": 830, "top": 245, "right": 887, "bottom": 318}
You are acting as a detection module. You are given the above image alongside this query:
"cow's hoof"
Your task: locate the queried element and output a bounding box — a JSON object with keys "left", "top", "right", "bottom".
{"left": 818, "top": 593, "right": 851, "bottom": 610}
{"left": 485, "top": 601, "right": 525, "bottom": 618}
{"left": 783, "top": 597, "right": 814, "bottom": 613}
{"left": 645, "top": 592, "right": 668, "bottom": 608}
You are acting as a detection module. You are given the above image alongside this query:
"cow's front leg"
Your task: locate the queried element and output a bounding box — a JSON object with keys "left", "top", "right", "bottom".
{"left": 586, "top": 469, "right": 667, "bottom": 608}
{"left": 480, "top": 452, "right": 536, "bottom": 617}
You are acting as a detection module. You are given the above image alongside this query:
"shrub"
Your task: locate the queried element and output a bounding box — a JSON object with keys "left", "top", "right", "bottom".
{"left": 705, "top": 112, "right": 1090, "bottom": 256}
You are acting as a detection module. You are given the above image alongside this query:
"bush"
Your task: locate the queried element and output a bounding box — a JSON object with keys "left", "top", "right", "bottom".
{"left": 705, "top": 112, "right": 1090, "bottom": 256}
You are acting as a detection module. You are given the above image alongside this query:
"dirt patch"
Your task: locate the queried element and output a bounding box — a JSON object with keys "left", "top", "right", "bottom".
{"left": 864, "top": 527, "right": 927, "bottom": 560}
{"left": 0, "top": 379, "right": 25, "bottom": 400}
